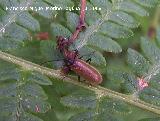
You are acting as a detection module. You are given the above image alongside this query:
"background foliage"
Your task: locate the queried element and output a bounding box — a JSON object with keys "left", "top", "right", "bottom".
{"left": 0, "top": 0, "right": 160, "bottom": 121}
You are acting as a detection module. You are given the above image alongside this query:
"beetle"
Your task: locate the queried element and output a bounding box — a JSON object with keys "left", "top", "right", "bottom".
{"left": 54, "top": 0, "right": 102, "bottom": 85}
{"left": 56, "top": 36, "right": 103, "bottom": 85}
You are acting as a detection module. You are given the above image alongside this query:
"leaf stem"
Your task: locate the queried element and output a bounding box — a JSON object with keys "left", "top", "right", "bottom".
{"left": 0, "top": 51, "right": 160, "bottom": 115}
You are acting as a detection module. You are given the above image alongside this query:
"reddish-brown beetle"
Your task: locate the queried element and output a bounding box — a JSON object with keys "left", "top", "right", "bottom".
{"left": 55, "top": 0, "right": 102, "bottom": 85}
{"left": 56, "top": 36, "right": 103, "bottom": 85}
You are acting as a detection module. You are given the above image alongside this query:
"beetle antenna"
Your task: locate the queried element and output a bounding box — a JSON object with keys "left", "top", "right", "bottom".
{"left": 40, "top": 58, "right": 65, "bottom": 66}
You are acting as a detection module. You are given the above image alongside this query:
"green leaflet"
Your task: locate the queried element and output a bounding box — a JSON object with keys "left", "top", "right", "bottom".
{"left": 141, "top": 37, "right": 160, "bottom": 63}
{"left": 88, "top": 34, "right": 122, "bottom": 53}
{"left": 4, "top": 23, "right": 29, "bottom": 41}
{"left": 90, "top": 0, "right": 112, "bottom": 15}
{"left": 69, "top": 110, "right": 124, "bottom": 121}
{"left": 21, "top": 82, "right": 48, "bottom": 99}
{"left": 0, "top": 83, "right": 17, "bottom": 97}
{"left": 0, "top": 0, "right": 17, "bottom": 8}
{"left": 96, "top": 112, "right": 124, "bottom": 121}
{"left": 0, "top": 97, "right": 17, "bottom": 113}
{"left": 99, "top": 22, "right": 133, "bottom": 39}
{"left": 139, "top": 87, "right": 160, "bottom": 106}
{"left": 16, "top": 12, "right": 40, "bottom": 31}
{"left": 0, "top": 113, "right": 43, "bottom": 121}
{"left": 27, "top": 71, "right": 52, "bottom": 85}
{"left": 67, "top": 96, "right": 129, "bottom": 121}
{"left": 114, "top": 1, "right": 149, "bottom": 17}
{"left": 11, "top": 81, "right": 50, "bottom": 113}
{"left": 99, "top": 97, "right": 131, "bottom": 115}
{"left": 18, "top": 113, "right": 43, "bottom": 121}
{"left": 51, "top": 23, "right": 71, "bottom": 38}
{"left": 121, "top": 72, "right": 137, "bottom": 94}
{"left": 149, "top": 79, "right": 160, "bottom": 91}
{"left": 127, "top": 48, "right": 151, "bottom": 77}
{"left": 60, "top": 94, "right": 97, "bottom": 109}
{"left": 66, "top": 12, "right": 79, "bottom": 32}
{"left": 69, "top": 111, "right": 96, "bottom": 121}
{"left": 109, "top": 11, "right": 139, "bottom": 28}
{"left": 40, "top": 40, "right": 56, "bottom": 61}
{"left": 106, "top": 68, "right": 128, "bottom": 91}
{"left": 156, "top": 27, "right": 160, "bottom": 46}
{"left": 0, "top": 8, "right": 5, "bottom": 17}
{"left": 107, "top": 63, "right": 142, "bottom": 94}
{"left": 0, "top": 37, "right": 22, "bottom": 51}
{"left": 85, "top": 2, "right": 101, "bottom": 25}
{"left": 0, "top": 67, "right": 20, "bottom": 81}
{"left": 107, "top": 68, "right": 129, "bottom": 82}
{"left": 134, "top": 0, "right": 159, "bottom": 7}
{"left": 21, "top": 96, "right": 51, "bottom": 113}
{"left": 44, "top": 0, "right": 73, "bottom": 8}
{"left": 32, "top": 1, "right": 57, "bottom": 19}
{"left": 138, "top": 117, "right": 160, "bottom": 121}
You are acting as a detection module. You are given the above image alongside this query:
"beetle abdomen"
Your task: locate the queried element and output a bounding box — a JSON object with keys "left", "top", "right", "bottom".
{"left": 70, "top": 59, "right": 102, "bottom": 85}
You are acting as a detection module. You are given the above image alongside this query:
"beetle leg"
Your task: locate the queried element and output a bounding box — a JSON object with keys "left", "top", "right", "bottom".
{"left": 78, "top": 51, "right": 95, "bottom": 60}
{"left": 61, "top": 66, "right": 70, "bottom": 75}
{"left": 78, "top": 57, "right": 92, "bottom": 64}
{"left": 60, "top": 66, "right": 70, "bottom": 80}
{"left": 86, "top": 58, "right": 91, "bottom": 64}
{"left": 62, "top": 66, "right": 82, "bottom": 82}
{"left": 79, "top": 56, "right": 83, "bottom": 59}
{"left": 78, "top": 75, "right": 81, "bottom": 81}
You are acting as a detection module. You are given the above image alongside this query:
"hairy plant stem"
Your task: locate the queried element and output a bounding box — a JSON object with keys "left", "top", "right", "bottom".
{"left": 0, "top": 51, "right": 160, "bottom": 115}
{"left": 68, "top": 0, "right": 86, "bottom": 45}
{"left": 79, "top": 0, "right": 86, "bottom": 26}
